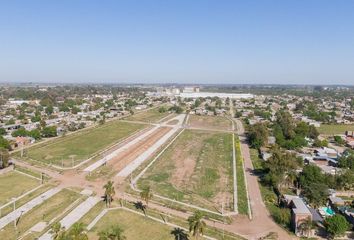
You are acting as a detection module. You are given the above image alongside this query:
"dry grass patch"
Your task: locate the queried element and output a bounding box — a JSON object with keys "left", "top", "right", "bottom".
{"left": 188, "top": 115, "right": 232, "bottom": 131}
{"left": 16, "top": 121, "right": 145, "bottom": 167}
{"left": 138, "top": 129, "right": 234, "bottom": 212}
{"left": 125, "top": 107, "right": 171, "bottom": 123}
{"left": 0, "top": 171, "right": 40, "bottom": 205}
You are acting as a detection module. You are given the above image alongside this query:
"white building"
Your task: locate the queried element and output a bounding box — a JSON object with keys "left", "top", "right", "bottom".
{"left": 178, "top": 92, "right": 254, "bottom": 99}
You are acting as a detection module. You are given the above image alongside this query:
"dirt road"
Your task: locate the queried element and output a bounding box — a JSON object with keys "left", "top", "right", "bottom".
{"left": 232, "top": 119, "right": 296, "bottom": 239}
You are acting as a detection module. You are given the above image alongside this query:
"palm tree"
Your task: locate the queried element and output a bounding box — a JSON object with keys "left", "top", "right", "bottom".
{"left": 298, "top": 217, "right": 313, "bottom": 238}
{"left": 171, "top": 227, "right": 189, "bottom": 240}
{"left": 51, "top": 222, "right": 66, "bottom": 240}
{"left": 109, "top": 225, "right": 126, "bottom": 240}
{"left": 103, "top": 181, "right": 116, "bottom": 207}
{"left": 134, "top": 201, "right": 147, "bottom": 216}
{"left": 68, "top": 222, "right": 88, "bottom": 240}
{"left": 98, "top": 225, "right": 126, "bottom": 240}
{"left": 140, "top": 186, "right": 153, "bottom": 206}
{"left": 98, "top": 229, "right": 110, "bottom": 240}
{"left": 188, "top": 211, "right": 206, "bottom": 240}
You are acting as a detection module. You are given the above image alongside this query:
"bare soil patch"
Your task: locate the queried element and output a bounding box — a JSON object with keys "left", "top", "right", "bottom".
{"left": 109, "top": 127, "right": 172, "bottom": 174}
{"left": 188, "top": 115, "right": 232, "bottom": 131}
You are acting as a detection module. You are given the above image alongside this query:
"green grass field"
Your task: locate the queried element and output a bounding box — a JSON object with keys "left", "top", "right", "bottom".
{"left": 0, "top": 171, "right": 39, "bottom": 205}
{"left": 125, "top": 107, "right": 171, "bottom": 123}
{"left": 87, "top": 209, "right": 176, "bottom": 240}
{"left": 138, "top": 129, "right": 234, "bottom": 211}
{"left": 235, "top": 136, "right": 249, "bottom": 215}
{"left": 188, "top": 115, "right": 232, "bottom": 131}
{"left": 81, "top": 201, "right": 243, "bottom": 240}
{"left": 318, "top": 124, "right": 354, "bottom": 135}
{"left": 17, "top": 120, "right": 145, "bottom": 166}
{"left": 0, "top": 188, "right": 81, "bottom": 239}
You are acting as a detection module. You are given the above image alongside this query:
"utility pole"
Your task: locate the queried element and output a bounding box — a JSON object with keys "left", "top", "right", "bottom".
{"left": 13, "top": 200, "right": 16, "bottom": 228}
{"left": 20, "top": 143, "right": 24, "bottom": 158}
{"left": 222, "top": 200, "right": 225, "bottom": 239}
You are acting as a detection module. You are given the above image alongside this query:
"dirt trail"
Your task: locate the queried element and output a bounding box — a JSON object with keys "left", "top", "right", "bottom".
{"left": 109, "top": 127, "right": 172, "bottom": 174}
{"left": 231, "top": 119, "right": 296, "bottom": 240}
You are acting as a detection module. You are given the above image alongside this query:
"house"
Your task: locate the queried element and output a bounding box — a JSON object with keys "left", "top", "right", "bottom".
{"left": 283, "top": 195, "right": 313, "bottom": 236}
{"left": 268, "top": 136, "right": 276, "bottom": 145}
{"left": 314, "top": 147, "right": 338, "bottom": 159}
{"left": 260, "top": 147, "right": 271, "bottom": 161}
{"left": 329, "top": 196, "right": 345, "bottom": 206}
{"left": 345, "top": 131, "right": 354, "bottom": 137}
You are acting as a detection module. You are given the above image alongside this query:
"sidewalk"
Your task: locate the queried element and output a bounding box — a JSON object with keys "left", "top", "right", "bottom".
{"left": 0, "top": 187, "right": 61, "bottom": 229}
{"left": 39, "top": 196, "right": 100, "bottom": 240}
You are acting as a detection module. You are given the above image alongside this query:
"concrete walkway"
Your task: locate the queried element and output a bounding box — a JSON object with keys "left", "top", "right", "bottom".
{"left": 39, "top": 196, "right": 100, "bottom": 240}
{"left": 0, "top": 187, "right": 61, "bottom": 229}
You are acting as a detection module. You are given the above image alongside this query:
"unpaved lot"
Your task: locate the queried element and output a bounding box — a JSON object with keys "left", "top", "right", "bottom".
{"left": 138, "top": 129, "right": 234, "bottom": 212}
{"left": 107, "top": 127, "right": 172, "bottom": 176}
{"left": 188, "top": 115, "right": 232, "bottom": 131}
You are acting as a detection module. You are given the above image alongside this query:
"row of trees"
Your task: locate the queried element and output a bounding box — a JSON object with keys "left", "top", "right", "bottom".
{"left": 247, "top": 110, "right": 320, "bottom": 150}
{"left": 11, "top": 126, "right": 57, "bottom": 139}
{"left": 101, "top": 181, "right": 207, "bottom": 240}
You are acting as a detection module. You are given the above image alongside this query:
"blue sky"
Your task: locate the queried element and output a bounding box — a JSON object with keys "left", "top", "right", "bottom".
{"left": 1, "top": 0, "right": 354, "bottom": 84}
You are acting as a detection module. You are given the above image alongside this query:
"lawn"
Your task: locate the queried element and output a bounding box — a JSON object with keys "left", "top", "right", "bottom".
{"left": 17, "top": 120, "right": 145, "bottom": 166}
{"left": 81, "top": 202, "right": 244, "bottom": 240}
{"left": 318, "top": 124, "right": 354, "bottom": 135}
{"left": 0, "top": 171, "right": 40, "bottom": 205}
{"left": 125, "top": 107, "right": 171, "bottom": 123}
{"left": 235, "top": 136, "right": 249, "bottom": 215}
{"left": 87, "top": 209, "right": 178, "bottom": 240}
{"left": 188, "top": 115, "right": 232, "bottom": 131}
{"left": 0, "top": 188, "right": 81, "bottom": 239}
{"left": 138, "top": 129, "right": 234, "bottom": 212}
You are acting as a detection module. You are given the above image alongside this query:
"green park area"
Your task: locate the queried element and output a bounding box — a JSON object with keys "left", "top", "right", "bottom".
{"left": 0, "top": 171, "right": 40, "bottom": 205}
{"left": 87, "top": 209, "right": 175, "bottom": 240}
{"left": 16, "top": 120, "right": 145, "bottom": 166}
{"left": 318, "top": 124, "right": 354, "bottom": 135}
{"left": 125, "top": 106, "right": 171, "bottom": 123}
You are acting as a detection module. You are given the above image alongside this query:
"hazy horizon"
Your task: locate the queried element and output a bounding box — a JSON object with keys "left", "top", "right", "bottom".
{"left": 1, "top": 1, "right": 354, "bottom": 85}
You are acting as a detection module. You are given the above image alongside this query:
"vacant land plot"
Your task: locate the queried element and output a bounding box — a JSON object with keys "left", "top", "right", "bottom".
{"left": 125, "top": 107, "right": 171, "bottom": 123}
{"left": 0, "top": 171, "right": 39, "bottom": 205}
{"left": 87, "top": 209, "right": 176, "bottom": 240}
{"left": 18, "top": 121, "right": 144, "bottom": 166}
{"left": 318, "top": 124, "right": 354, "bottom": 135}
{"left": 138, "top": 129, "right": 234, "bottom": 211}
{"left": 0, "top": 188, "right": 81, "bottom": 239}
{"left": 188, "top": 115, "right": 232, "bottom": 131}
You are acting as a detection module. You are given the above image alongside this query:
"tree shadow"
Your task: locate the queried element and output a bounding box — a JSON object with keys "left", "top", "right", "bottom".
{"left": 171, "top": 227, "right": 189, "bottom": 240}
{"left": 134, "top": 201, "right": 147, "bottom": 215}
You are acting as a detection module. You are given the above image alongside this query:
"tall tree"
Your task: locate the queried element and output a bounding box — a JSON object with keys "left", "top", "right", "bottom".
{"left": 188, "top": 211, "right": 206, "bottom": 240}
{"left": 263, "top": 147, "right": 301, "bottom": 192}
{"left": 0, "top": 148, "right": 10, "bottom": 169}
{"left": 171, "top": 228, "right": 189, "bottom": 240}
{"left": 103, "top": 181, "right": 115, "bottom": 207}
{"left": 325, "top": 215, "right": 349, "bottom": 239}
{"left": 248, "top": 123, "right": 269, "bottom": 149}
